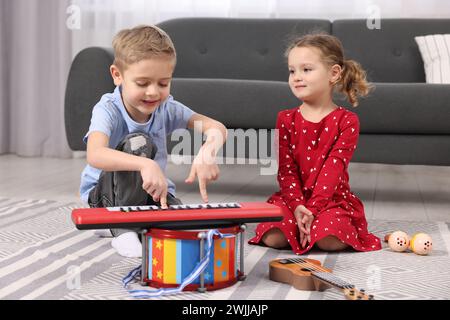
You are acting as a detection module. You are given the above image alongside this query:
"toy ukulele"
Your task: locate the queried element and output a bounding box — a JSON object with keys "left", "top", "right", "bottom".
{"left": 269, "top": 258, "right": 375, "bottom": 300}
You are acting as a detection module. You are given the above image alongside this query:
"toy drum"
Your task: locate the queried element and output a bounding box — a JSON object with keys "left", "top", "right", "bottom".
{"left": 141, "top": 226, "right": 245, "bottom": 291}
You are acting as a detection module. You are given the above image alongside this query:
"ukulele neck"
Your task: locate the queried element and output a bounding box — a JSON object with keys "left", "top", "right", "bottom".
{"left": 311, "top": 271, "right": 354, "bottom": 290}
{"left": 272, "top": 258, "right": 374, "bottom": 300}
{"left": 311, "top": 272, "right": 373, "bottom": 300}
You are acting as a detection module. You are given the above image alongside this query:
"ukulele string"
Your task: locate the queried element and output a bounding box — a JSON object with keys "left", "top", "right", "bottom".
{"left": 287, "top": 257, "right": 354, "bottom": 290}
{"left": 285, "top": 257, "right": 327, "bottom": 272}
{"left": 285, "top": 257, "right": 355, "bottom": 290}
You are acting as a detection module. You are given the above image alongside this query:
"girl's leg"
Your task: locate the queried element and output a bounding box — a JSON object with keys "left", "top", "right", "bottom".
{"left": 315, "top": 235, "right": 348, "bottom": 252}
{"left": 261, "top": 228, "right": 289, "bottom": 249}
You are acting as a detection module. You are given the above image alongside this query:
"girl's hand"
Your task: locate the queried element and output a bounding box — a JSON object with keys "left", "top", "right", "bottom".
{"left": 301, "top": 213, "right": 314, "bottom": 248}
{"left": 185, "top": 145, "right": 219, "bottom": 203}
{"left": 140, "top": 159, "right": 169, "bottom": 208}
{"left": 294, "top": 205, "right": 314, "bottom": 248}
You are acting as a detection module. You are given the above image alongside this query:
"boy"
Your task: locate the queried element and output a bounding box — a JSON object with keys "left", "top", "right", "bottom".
{"left": 79, "top": 25, "right": 227, "bottom": 258}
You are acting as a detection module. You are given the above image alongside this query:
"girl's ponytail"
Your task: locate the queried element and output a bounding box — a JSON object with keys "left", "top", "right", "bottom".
{"left": 338, "top": 59, "right": 373, "bottom": 107}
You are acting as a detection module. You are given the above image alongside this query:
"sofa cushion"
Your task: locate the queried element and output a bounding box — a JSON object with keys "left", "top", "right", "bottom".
{"left": 333, "top": 19, "right": 450, "bottom": 83}
{"left": 335, "top": 83, "right": 450, "bottom": 135}
{"left": 158, "top": 18, "right": 331, "bottom": 82}
{"left": 171, "top": 78, "right": 299, "bottom": 129}
{"left": 354, "top": 134, "right": 450, "bottom": 165}
{"left": 173, "top": 79, "right": 450, "bottom": 135}
{"left": 415, "top": 34, "right": 450, "bottom": 83}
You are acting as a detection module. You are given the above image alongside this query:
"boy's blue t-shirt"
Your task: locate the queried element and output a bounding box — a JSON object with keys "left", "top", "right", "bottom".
{"left": 79, "top": 85, "right": 195, "bottom": 203}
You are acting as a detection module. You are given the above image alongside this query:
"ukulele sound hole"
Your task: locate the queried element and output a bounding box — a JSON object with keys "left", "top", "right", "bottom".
{"left": 301, "top": 268, "right": 313, "bottom": 272}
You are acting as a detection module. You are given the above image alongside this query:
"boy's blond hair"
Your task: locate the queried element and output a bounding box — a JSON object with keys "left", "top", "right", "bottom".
{"left": 112, "top": 25, "right": 176, "bottom": 71}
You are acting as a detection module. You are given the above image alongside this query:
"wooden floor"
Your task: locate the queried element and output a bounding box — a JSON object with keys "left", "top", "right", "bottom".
{"left": 0, "top": 154, "right": 449, "bottom": 221}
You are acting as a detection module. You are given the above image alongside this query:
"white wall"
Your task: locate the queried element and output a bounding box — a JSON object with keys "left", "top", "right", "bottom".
{"left": 69, "top": 0, "right": 450, "bottom": 56}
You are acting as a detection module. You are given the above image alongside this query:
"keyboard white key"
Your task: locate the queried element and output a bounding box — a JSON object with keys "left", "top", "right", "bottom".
{"left": 106, "top": 202, "right": 241, "bottom": 212}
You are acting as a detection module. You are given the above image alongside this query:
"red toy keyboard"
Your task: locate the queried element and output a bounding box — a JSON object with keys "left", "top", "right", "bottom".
{"left": 71, "top": 202, "right": 283, "bottom": 230}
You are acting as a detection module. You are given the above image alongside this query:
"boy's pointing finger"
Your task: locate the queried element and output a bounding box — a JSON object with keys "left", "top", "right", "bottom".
{"left": 199, "top": 178, "right": 208, "bottom": 203}
{"left": 185, "top": 167, "right": 196, "bottom": 184}
{"left": 160, "top": 192, "right": 168, "bottom": 209}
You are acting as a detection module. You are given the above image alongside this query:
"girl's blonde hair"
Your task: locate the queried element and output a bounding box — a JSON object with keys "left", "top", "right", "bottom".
{"left": 285, "top": 33, "right": 373, "bottom": 107}
{"left": 112, "top": 25, "right": 176, "bottom": 71}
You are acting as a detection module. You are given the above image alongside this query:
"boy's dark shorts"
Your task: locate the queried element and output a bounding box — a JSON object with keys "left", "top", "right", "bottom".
{"left": 87, "top": 133, "right": 182, "bottom": 237}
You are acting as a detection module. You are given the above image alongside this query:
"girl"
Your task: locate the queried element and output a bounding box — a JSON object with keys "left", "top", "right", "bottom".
{"left": 249, "top": 33, "right": 382, "bottom": 254}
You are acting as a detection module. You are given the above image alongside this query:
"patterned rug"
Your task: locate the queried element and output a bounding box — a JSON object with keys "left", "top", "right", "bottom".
{"left": 0, "top": 197, "right": 449, "bottom": 300}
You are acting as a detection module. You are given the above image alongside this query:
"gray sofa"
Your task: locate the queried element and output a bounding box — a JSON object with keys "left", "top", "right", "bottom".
{"left": 65, "top": 18, "right": 450, "bottom": 165}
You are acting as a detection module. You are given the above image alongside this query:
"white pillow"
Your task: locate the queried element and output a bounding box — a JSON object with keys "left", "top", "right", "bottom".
{"left": 415, "top": 34, "right": 450, "bottom": 84}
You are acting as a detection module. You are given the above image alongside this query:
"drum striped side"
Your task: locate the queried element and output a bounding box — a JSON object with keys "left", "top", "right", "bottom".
{"left": 176, "top": 240, "right": 182, "bottom": 283}
{"left": 180, "top": 239, "right": 215, "bottom": 285}
{"left": 152, "top": 238, "right": 164, "bottom": 281}
{"left": 229, "top": 236, "right": 236, "bottom": 279}
{"left": 235, "top": 236, "right": 238, "bottom": 276}
{"left": 180, "top": 239, "right": 197, "bottom": 283}
{"left": 163, "top": 238, "right": 177, "bottom": 284}
{"left": 148, "top": 237, "right": 153, "bottom": 278}
{"left": 214, "top": 238, "right": 230, "bottom": 282}
{"left": 205, "top": 239, "right": 215, "bottom": 284}
{"left": 146, "top": 231, "right": 239, "bottom": 287}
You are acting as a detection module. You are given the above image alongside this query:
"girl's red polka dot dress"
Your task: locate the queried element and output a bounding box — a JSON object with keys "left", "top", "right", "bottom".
{"left": 249, "top": 106, "right": 382, "bottom": 254}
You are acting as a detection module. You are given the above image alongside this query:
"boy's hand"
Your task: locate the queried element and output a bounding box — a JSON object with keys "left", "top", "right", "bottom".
{"left": 185, "top": 145, "right": 219, "bottom": 203}
{"left": 140, "top": 159, "right": 168, "bottom": 208}
{"left": 294, "top": 205, "right": 314, "bottom": 248}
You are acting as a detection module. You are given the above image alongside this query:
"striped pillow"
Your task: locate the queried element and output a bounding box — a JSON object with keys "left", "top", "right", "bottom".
{"left": 415, "top": 34, "right": 450, "bottom": 83}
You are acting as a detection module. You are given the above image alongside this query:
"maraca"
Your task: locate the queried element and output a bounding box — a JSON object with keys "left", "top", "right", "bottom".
{"left": 410, "top": 233, "right": 433, "bottom": 255}
{"left": 387, "top": 231, "right": 410, "bottom": 252}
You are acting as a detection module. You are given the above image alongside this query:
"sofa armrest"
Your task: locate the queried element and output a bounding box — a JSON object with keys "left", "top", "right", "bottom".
{"left": 64, "top": 47, "right": 114, "bottom": 151}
